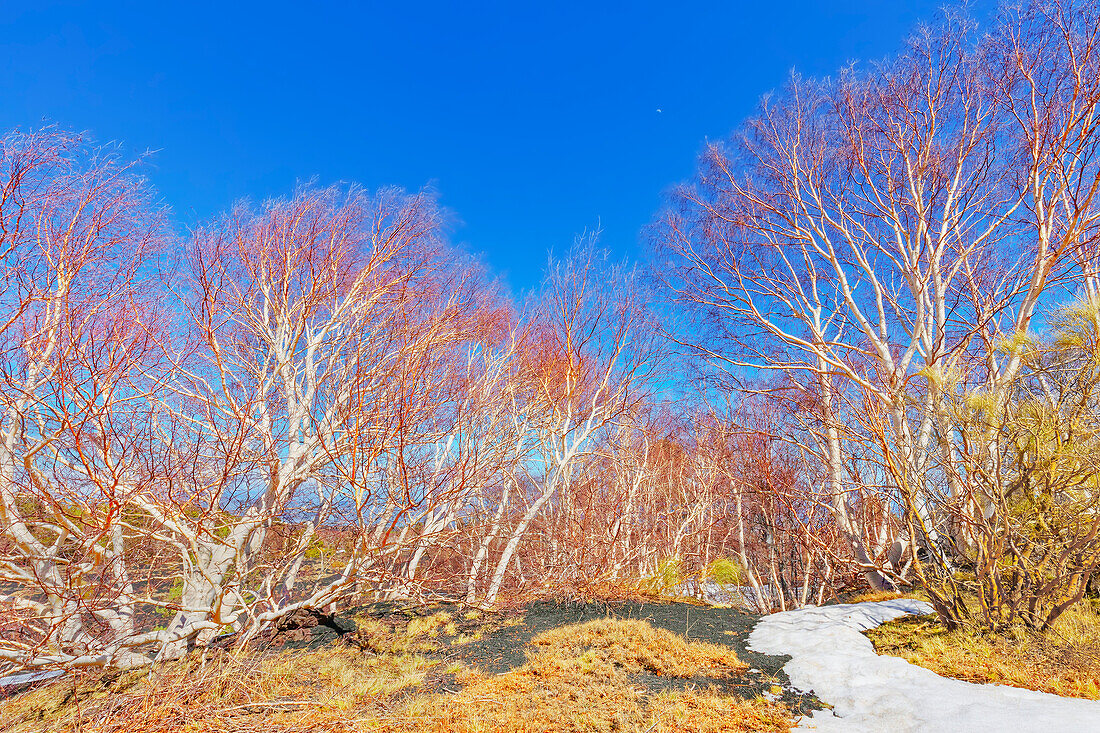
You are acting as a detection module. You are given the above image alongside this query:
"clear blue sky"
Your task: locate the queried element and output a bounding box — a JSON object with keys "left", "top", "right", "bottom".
{"left": 1, "top": 1, "right": 982, "bottom": 293}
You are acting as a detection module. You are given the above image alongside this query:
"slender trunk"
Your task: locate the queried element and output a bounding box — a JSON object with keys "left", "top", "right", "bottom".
{"left": 407, "top": 506, "right": 455, "bottom": 584}
{"left": 484, "top": 483, "right": 557, "bottom": 605}
{"left": 279, "top": 487, "right": 335, "bottom": 605}
{"left": 734, "top": 487, "right": 768, "bottom": 612}
{"left": 819, "top": 367, "right": 892, "bottom": 590}
{"left": 466, "top": 483, "right": 511, "bottom": 604}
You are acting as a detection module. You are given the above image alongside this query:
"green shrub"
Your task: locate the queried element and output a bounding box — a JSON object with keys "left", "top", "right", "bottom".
{"left": 641, "top": 557, "right": 684, "bottom": 595}
{"left": 705, "top": 557, "right": 743, "bottom": 586}
{"left": 304, "top": 537, "right": 327, "bottom": 560}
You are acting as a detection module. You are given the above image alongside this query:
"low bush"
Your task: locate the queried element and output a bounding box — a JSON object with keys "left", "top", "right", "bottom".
{"left": 866, "top": 599, "right": 1100, "bottom": 700}
{"left": 641, "top": 557, "right": 685, "bottom": 596}
{"left": 706, "top": 558, "right": 744, "bottom": 586}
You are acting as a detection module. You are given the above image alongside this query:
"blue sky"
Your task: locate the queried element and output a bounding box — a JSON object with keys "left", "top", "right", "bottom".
{"left": 1, "top": 1, "right": 982, "bottom": 294}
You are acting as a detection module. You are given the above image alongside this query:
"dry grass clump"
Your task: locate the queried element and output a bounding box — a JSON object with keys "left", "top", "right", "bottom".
{"left": 352, "top": 610, "right": 458, "bottom": 653}
{"left": 351, "top": 607, "right": 520, "bottom": 650}
{"left": 530, "top": 618, "right": 747, "bottom": 677}
{"left": 867, "top": 599, "right": 1100, "bottom": 699}
{"left": 486, "top": 579, "right": 660, "bottom": 611}
{"left": 397, "top": 656, "right": 646, "bottom": 733}
{"left": 255, "top": 645, "right": 440, "bottom": 704}
{"left": 645, "top": 691, "right": 793, "bottom": 733}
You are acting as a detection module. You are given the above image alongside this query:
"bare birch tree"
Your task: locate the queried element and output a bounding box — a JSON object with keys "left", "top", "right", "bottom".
{"left": 0, "top": 129, "right": 170, "bottom": 670}
{"left": 660, "top": 0, "right": 1100, "bottom": 596}
{"left": 481, "top": 240, "right": 660, "bottom": 604}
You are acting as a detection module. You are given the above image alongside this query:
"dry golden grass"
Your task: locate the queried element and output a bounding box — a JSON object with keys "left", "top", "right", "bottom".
{"left": 644, "top": 691, "right": 794, "bottom": 733}
{"left": 351, "top": 607, "right": 522, "bottom": 651}
{"left": 0, "top": 645, "right": 444, "bottom": 733}
{"left": 867, "top": 599, "right": 1100, "bottom": 700}
{"left": 530, "top": 617, "right": 747, "bottom": 677}
{"left": 393, "top": 666, "right": 790, "bottom": 733}
{"left": 352, "top": 610, "right": 458, "bottom": 653}
{"left": 1, "top": 617, "right": 789, "bottom": 733}
{"left": 257, "top": 645, "right": 441, "bottom": 705}
{"left": 396, "top": 655, "right": 646, "bottom": 733}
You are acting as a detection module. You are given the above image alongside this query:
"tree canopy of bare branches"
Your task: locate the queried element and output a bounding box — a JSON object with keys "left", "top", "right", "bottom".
{"left": 659, "top": 0, "right": 1100, "bottom": 625}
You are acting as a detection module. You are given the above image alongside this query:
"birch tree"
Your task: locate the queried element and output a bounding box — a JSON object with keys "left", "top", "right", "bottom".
{"left": 660, "top": 0, "right": 1100, "bottom": 589}
{"left": 0, "top": 129, "right": 170, "bottom": 670}
{"left": 147, "top": 185, "right": 471, "bottom": 654}
{"left": 481, "top": 240, "right": 659, "bottom": 604}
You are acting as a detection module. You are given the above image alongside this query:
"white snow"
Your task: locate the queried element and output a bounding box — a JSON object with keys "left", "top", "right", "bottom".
{"left": 675, "top": 580, "right": 778, "bottom": 608}
{"left": 0, "top": 669, "right": 64, "bottom": 688}
{"left": 748, "top": 599, "right": 1100, "bottom": 732}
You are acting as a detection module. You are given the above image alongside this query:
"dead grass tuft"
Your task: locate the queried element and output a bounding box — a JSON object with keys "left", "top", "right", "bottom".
{"left": 645, "top": 691, "right": 794, "bottom": 733}
{"left": 530, "top": 617, "right": 747, "bottom": 677}
{"left": 352, "top": 610, "right": 458, "bottom": 654}
{"left": 866, "top": 599, "right": 1100, "bottom": 699}
{"left": 397, "top": 659, "right": 644, "bottom": 733}
{"left": 847, "top": 590, "right": 906, "bottom": 604}
{"left": 350, "top": 607, "right": 518, "bottom": 652}
{"left": 256, "top": 645, "right": 438, "bottom": 704}
{"left": 0, "top": 645, "right": 439, "bottom": 733}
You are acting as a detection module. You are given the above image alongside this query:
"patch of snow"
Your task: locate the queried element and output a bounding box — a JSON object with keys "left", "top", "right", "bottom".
{"left": 0, "top": 670, "right": 64, "bottom": 687}
{"left": 748, "top": 599, "right": 1100, "bottom": 732}
{"left": 674, "top": 580, "right": 776, "bottom": 608}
